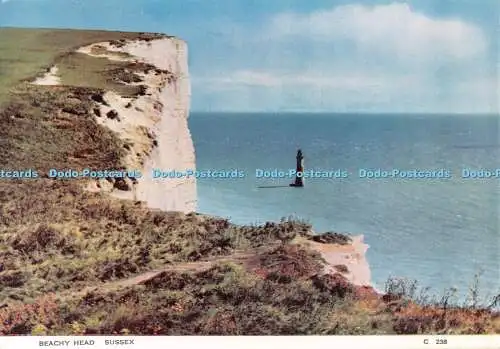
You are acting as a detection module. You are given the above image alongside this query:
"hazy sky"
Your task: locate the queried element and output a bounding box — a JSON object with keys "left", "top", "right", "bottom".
{"left": 0, "top": 0, "right": 498, "bottom": 113}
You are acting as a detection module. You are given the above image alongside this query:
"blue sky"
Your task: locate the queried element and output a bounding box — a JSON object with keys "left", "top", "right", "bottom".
{"left": 0, "top": 0, "right": 498, "bottom": 113}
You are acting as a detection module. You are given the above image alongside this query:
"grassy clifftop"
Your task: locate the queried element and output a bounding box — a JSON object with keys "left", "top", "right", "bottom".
{"left": 0, "top": 27, "right": 168, "bottom": 104}
{"left": 0, "top": 28, "right": 173, "bottom": 176}
{"left": 0, "top": 27, "right": 498, "bottom": 336}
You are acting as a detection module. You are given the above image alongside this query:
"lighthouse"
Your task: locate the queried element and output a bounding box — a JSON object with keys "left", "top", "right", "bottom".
{"left": 289, "top": 149, "right": 304, "bottom": 187}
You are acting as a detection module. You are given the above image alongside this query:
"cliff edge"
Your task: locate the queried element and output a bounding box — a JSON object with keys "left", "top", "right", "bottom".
{"left": 33, "top": 36, "right": 197, "bottom": 213}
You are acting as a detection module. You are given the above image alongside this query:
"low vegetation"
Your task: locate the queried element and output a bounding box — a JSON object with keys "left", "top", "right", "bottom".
{"left": 0, "top": 27, "right": 168, "bottom": 104}
{"left": 0, "top": 27, "right": 498, "bottom": 336}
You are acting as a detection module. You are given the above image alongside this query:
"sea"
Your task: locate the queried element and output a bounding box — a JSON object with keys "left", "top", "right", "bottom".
{"left": 189, "top": 112, "right": 499, "bottom": 303}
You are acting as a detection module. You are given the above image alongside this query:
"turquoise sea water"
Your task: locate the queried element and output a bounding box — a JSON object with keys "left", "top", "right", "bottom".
{"left": 189, "top": 112, "right": 499, "bottom": 301}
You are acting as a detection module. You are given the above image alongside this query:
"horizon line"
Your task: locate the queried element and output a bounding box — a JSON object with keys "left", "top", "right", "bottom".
{"left": 190, "top": 111, "right": 499, "bottom": 116}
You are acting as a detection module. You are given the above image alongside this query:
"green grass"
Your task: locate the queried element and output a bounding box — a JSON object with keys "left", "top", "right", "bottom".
{"left": 0, "top": 180, "right": 315, "bottom": 297}
{"left": 0, "top": 27, "right": 168, "bottom": 105}
{"left": 0, "top": 28, "right": 174, "bottom": 174}
{"left": 0, "top": 84, "right": 126, "bottom": 173}
{"left": 56, "top": 51, "right": 146, "bottom": 97}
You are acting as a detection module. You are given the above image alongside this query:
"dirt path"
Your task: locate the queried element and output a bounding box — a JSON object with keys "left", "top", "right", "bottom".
{"left": 116, "top": 250, "right": 259, "bottom": 287}
{"left": 56, "top": 248, "right": 266, "bottom": 300}
{"left": 51, "top": 237, "right": 372, "bottom": 301}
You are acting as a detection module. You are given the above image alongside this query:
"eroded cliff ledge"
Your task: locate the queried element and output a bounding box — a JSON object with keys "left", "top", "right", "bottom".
{"left": 73, "top": 37, "right": 197, "bottom": 213}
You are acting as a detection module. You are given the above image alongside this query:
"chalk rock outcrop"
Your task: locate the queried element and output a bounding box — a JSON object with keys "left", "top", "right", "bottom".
{"left": 295, "top": 234, "right": 372, "bottom": 287}
{"left": 79, "top": 37, "right": 196, "bottom": 213}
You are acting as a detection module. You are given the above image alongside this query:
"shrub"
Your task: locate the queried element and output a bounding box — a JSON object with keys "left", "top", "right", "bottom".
{"left": 0, "top": 293, "right": 59, "bottom": 335}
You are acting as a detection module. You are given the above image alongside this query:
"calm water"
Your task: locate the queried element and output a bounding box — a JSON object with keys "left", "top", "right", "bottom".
{"left": 189, "top": 112, "right": 499, "bottom": 300}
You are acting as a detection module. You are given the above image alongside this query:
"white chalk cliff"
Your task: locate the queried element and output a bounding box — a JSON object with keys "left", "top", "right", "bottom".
{"left": 79, "top": 37, "right": 197, "bottom": 213}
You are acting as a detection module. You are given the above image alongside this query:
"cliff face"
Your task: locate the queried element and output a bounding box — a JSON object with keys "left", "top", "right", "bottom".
{"left": 79, "top": 38, "right": 197, "bottom": 213}
{"left": 124, "top": 39, "right": 197, "bottom": 213}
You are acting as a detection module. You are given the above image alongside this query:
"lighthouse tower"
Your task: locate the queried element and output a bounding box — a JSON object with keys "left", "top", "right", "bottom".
{"left": 289, "top": 149, "right": 304, "bottom": 187}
